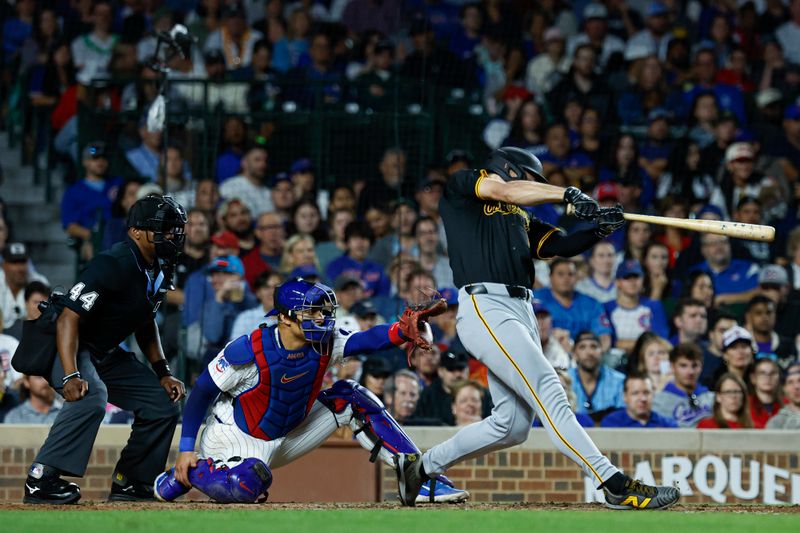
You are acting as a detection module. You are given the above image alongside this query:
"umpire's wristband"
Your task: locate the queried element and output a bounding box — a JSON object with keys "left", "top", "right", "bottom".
{"left": 152, "top": 359, "right": 173, "bottom": 380}
{"left": 62, "top": 371, "right": 82, "bottom": 386}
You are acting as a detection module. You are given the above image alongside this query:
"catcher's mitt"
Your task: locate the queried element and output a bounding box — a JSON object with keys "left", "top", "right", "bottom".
{"left": 398, "top": 289, "right": 448, "bottom": 363}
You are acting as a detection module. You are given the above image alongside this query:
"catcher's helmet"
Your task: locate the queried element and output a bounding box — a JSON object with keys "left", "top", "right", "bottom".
{"left": 484, "top": 147, "right": 547, "bottom": 183}
{"left": 270, "top": 278, "right": 338, "bottom": 347}
{"left": 127, "top": 195, "right": 188, "bottom": 263}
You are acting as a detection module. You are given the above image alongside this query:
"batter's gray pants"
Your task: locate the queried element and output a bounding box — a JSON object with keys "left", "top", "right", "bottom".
{"left": 35, "top": 349, "right": 180, "bottom": 483}
{"left": 423, "top": 284, "right": 619, "bottom": 486}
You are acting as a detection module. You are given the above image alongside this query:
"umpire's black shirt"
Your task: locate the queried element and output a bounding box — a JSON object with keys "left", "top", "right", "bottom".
{"left": 441, "top": 169, "right": 558, "bottom": 288}
{"left": 64, "top": 236, "right": 167, "bottom": 357}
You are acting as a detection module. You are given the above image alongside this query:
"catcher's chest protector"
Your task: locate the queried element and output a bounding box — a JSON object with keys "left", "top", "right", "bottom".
{"left": 233, "top": 328, "right": 330, "bottom": 440}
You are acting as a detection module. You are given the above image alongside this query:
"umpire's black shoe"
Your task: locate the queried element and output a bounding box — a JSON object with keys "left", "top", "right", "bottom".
{"left": 603, "top": 477, "right": 680, "bottom": 510}
{"left": 23, "top": 475, "right": 81, "bottom": 505}
{"left": 108, "top": 471, "right": 155, "bottom": 502}
{"left": 394, "top": 453, "right": 426, "bottom": 507}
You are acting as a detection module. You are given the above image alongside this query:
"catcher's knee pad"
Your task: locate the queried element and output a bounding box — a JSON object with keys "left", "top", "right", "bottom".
{"left": 190, "top": 457, "right": 272, "bottom": 503}
{"left": 318, "top": 379, "right": 419, "bottom": 461}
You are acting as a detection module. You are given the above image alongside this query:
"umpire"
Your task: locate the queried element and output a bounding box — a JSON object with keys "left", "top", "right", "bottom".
{"left": 22, "top": 195, "right": 188, "bottom": 504}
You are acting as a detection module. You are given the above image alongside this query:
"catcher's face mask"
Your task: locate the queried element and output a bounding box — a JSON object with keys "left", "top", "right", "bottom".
{"left": 271, "top": 278, "right": 338, "bottom": 352}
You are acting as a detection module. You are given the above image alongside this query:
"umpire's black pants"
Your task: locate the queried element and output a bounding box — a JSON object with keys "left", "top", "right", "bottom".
{"left": 34, "top": 348, "right": 180, "bottom": 483}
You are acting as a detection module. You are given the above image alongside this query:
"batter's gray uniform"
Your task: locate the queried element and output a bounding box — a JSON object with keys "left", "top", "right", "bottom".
{"left": 423, "top": 168, "right": 620, "bottom": 487}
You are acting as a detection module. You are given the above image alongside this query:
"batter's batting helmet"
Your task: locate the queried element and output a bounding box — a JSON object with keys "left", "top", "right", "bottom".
{"left": 269, "top": 278, "right": 338, "bottom": 346}
{"left": 484, "top": 147, "right": 547, "bottom": 183}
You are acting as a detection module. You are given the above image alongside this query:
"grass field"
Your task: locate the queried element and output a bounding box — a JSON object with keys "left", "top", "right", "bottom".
{"left": 2, "top": 506, "right": 799, "bottom": 533}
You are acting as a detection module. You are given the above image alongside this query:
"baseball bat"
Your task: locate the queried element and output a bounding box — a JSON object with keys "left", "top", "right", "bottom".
{"left": 566, "top": 205, "right": 775, "bottom": 242}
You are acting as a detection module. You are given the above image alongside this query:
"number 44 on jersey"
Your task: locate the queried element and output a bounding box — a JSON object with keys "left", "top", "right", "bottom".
{"left": 69, "top": 282, "right": 99, "bottom": 311}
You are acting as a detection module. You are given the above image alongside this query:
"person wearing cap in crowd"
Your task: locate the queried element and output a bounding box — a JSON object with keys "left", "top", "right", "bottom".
{"left": 766, "top": 361, "right": 800, "bottom": 430}
{"left": 625, "top": 1, "right": 672, "bottom": 62}
{"left": 567, "top": 3, "right": 625, "bottom": 68}
{"left": 242, "top": 211, "right": 285, "bottom": 288}
{"left": 327, "top": 221, "right": 390, "bottom": 298}
{"left": 359, "top": 355, "right": 392, "bottom": 402}
{"left": 413, "top": 351, "right": 491, "bottom": 426}
{"left": 332, "top": 274, "right": 366, "bottom": 329}
{"left": 752, "top": 88, "right": 784, "bottom": 148}
{"left": 204, "top": 2, "right": 263, "bottom": 70}
{"left": 716, "top": 325, "right": 756, "bottom": 385}
{"left": 217, "top": 198, "right": 256, "bottom": 256}
{"left": 182, "top": 230, "right": 241, "bottom": 331}
{"left": 718, "top": 142, "right": 770, "bottom": 218}
{"left": 414, "top": 216, "right": 453, "bottom": 288}
{"left": 533, "top": 299, "right": 572, "bottom": 370}
{"left": 756, "top": 263, "right": 800, "bottom": 342}
{"left": 289, "top": 158, "right": 328, "bottom": 211}
{"left": 0, "top": 243, "right": 48, "bottom": 330}
{"left": 576, "top": 241, "right": 618, "bottom": 304}
{"left": 652, "top": 343, "right": 715, "bottom": 427}
{"left": 524, "top": 26, "right": 569, "bottom": 97}
{"left": 350, "top": 299, "right": 382, "bottom": 332}
{"left": 229, "top": 270, "right": 283, "bottom": 342}
{"left": 288, "top": 264, "right": 322, "bottom": 284}
{"left": 600, "top": 373, "right": 677, "bottom": 428}
{"left": 21, "top": 196, "right": 187, "bottom": 504}
{"left": 270, "top": 172, "right": 297, "bottom": 221}
{"left": 694, "top": 230, "right": 760, "bottom": 306}
{"left": 743, "top": 295, "right": 797, "bottom": 369}
{"left": 429, "top": 287, "right": 459, "bottom": 348}
{"left": 701, "top": 310, "right": 739, "bottom": 388}
{"left": 61, "top": 141, "right": 122, "bottom": 263}
{"left": 603, "top": 259, "right": 669, "bottom": 354}
{"left": 195, "top": 255, "right": 257, "bottom": 364}
{"left": 568, "top": 331, "right": 625, "bottom": 421}
{"left": 219, "top": 144, "right": 273, "bottom": 218}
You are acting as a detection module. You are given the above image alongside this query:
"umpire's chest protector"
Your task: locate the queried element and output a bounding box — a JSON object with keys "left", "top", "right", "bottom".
{"left": 233, "top": 327, "right": 330, "bottom": 441}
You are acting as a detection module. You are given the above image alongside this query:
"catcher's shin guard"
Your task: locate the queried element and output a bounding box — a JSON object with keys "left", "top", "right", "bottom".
{"left": 318, "top": 379, "right": 419, "bottom": 462}
{"left": 183, "top": 457, "right": 272, "bottom": 503}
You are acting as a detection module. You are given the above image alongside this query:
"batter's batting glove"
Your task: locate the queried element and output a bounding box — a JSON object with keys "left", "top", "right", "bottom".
{"left": 563, "top": 186, "right": 599, "bottom": 220}
{"left": 595, "top": 205, "right": 626, "bottom": 237}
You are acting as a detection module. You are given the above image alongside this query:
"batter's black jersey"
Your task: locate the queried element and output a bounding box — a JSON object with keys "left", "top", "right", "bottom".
{"left": 64, "top": 237, "right": 168, "bottom": 356}
{"left": 440, "top": 169, "right": 560, "bottom": 288}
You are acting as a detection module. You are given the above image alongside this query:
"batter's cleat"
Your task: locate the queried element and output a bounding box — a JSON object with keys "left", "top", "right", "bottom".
{"left": 603, "top": 478, "right": 680, "bottom": 510}
{"left": 154, "top": 469, "right": 191, "bottom": 502}
{"left": 23, "top": 475, "right": 81, "bottom": 505}
{"left": 416, "top": 477, "right": 470, "bottom": 504}
{"left": 108, "top": 471, "right": 155, "bottom": 502}
{"left": 394, "top": 453, "right": 426, "bottom": 507}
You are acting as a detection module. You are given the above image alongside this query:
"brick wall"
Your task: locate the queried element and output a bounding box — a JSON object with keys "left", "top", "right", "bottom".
{"left": 0, "top": 426, "right": 378, "bottom": 503}
{"left": 2, "top": 426, "right": 799, "bottom": 504}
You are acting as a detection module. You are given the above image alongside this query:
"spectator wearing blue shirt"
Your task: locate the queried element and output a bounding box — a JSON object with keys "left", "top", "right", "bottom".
{"left": 2, "top": 0, "right": 33, "bottom": 62}
{"left": 194, "top": 255, "right": 257, "bottom": 364}
{"left": 539, "top": 122, "right": 594, "bottom": 187}
{"left": 568, "top": 331, "right": 625, "bottom": 420}
{"left": 534, "top": 258, "right": 612, "bottom": 352}
{"left": 680, "top": 47, "right": 746, "bottom": 124}
{"left": 693, "top": 234, "right": 760, "bottom": 305}
{"left": 60, "top": 142, "right": 122, "bottom": 264}
{"left": 326, "top": 221, "right": 390, "bottom": 298}
{"left": 448, "top": 3, "right": 482, "bottom": 61}
{"left": 534, "top": 368, "right": 595, "bottom": 428}
{"left": 604, "top": 260, "right": 669, "bottom": 353}
{"left": 601, "top": 374, "right": 678, "bottom": 428}
{"left": 215, "top": 117, "right": 247, "bottom": 183}
{"left": 652, "top": 343, "right": 715, "bottom": 427}
{"left": 125, "top": 119, "right": 193, "bottom": 183}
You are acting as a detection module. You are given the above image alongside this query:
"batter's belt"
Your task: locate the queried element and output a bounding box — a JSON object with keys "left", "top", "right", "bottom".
{"left": 463, "top": 283, "right": 530, "bottom": 300}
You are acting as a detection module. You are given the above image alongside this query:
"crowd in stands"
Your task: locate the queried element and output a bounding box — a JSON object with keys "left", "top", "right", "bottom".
{"left": 1, "top": 0, "right": 800, "bottom": 431}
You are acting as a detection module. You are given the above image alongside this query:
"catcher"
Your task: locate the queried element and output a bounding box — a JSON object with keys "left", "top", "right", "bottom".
{"left": 154, "top": 277, "right": 464, "bottom": 504}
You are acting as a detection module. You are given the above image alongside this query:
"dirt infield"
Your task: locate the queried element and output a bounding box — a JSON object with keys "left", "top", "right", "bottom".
{"left": 1, "top": 501, "right": 798, "bottom": 513}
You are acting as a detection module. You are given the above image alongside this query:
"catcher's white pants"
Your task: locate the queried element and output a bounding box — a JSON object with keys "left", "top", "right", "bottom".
{"left": 199, "top": 397, "right": 395, "bottom": 469}
{"left": 422, "top": 284, "right": 620, "bottom": 486}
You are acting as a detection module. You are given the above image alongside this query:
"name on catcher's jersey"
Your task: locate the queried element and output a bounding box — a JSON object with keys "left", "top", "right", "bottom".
{"left": 440, "top": 169, "right": 559, "bottom": 288}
